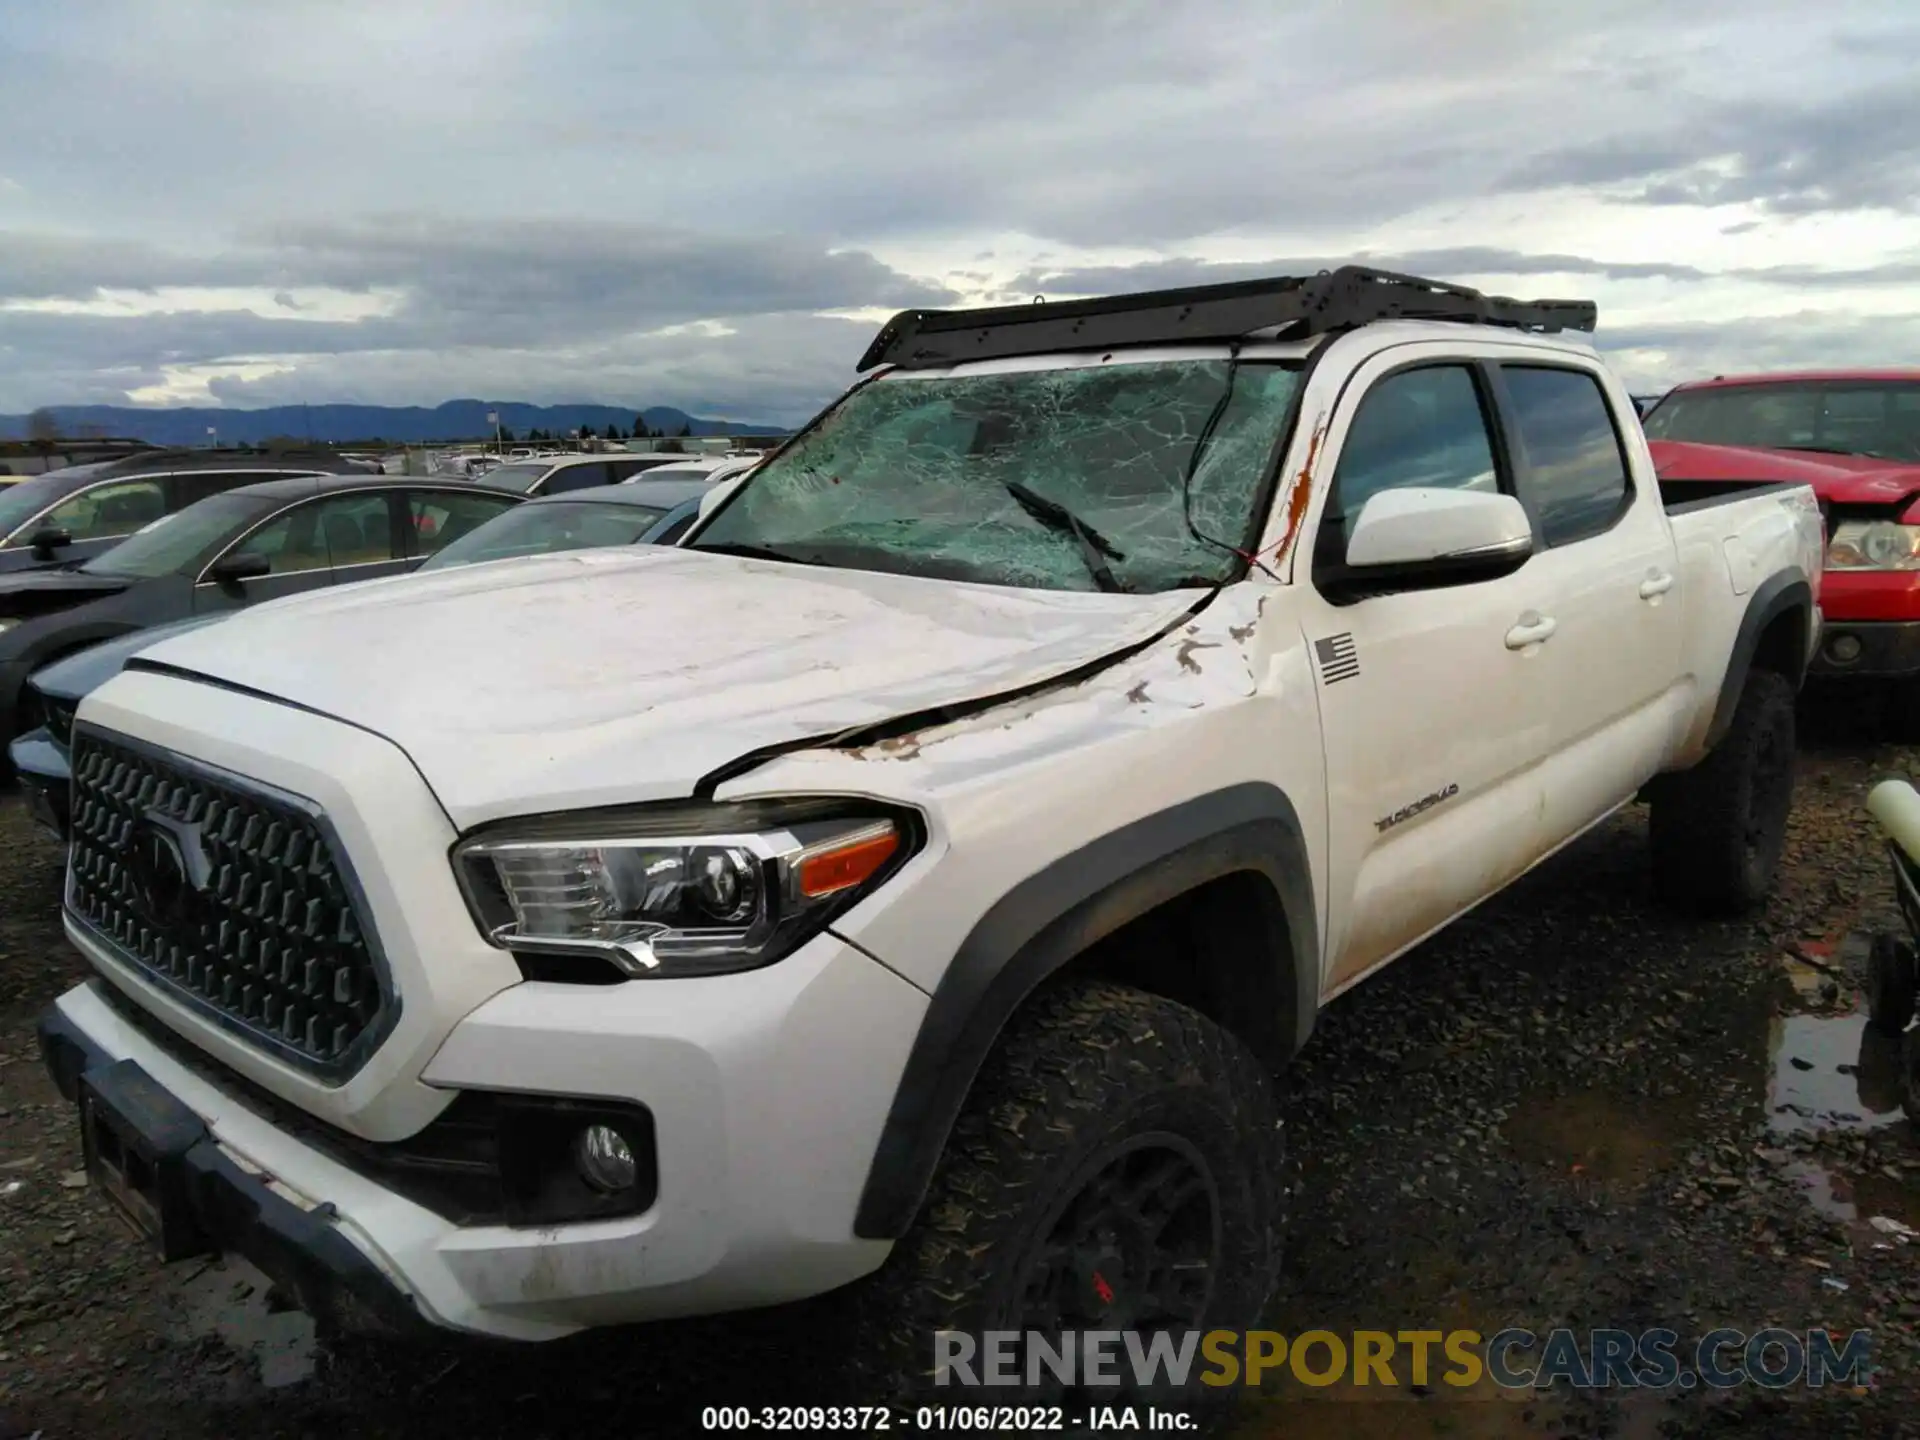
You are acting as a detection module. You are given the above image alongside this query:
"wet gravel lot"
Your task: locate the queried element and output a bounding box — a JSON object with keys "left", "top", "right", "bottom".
{"left": 4, "top": 695, "right": 1920, "bottom": 1438}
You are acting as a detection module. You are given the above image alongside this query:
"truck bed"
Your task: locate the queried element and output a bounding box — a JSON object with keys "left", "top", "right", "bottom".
{"left": 1658, "top": 477, "right": 1809, "bottom": 515}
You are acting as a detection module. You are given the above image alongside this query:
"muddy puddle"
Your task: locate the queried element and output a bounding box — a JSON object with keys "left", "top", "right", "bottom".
{"left": 1766, "top": 1011, "right": 1905, "bottom": 1134}
{"left": 1502, "top": 1088, "right": 1696, "bottom": 1191}
{"left": 1761, "top": 930, "right": 1920, "bottom": 1243}
{"left": 170, "top": 1256, "right": 317, "bottom": 1388}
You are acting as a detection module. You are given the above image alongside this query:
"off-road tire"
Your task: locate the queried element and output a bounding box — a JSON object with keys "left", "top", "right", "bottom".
{"left": 1868, "top": 932, "right": 1919, "bottom": 1036}
{"left": 843, "top": 979, "right": 1284, "bottom": 1408}
{"left": 1650, "top": 668, "right": 1797, "bottom": 915}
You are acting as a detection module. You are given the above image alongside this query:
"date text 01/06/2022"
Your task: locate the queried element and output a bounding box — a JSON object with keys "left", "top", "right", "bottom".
{"left": 700, "top": 1405, "right": 1195, "bottom": 1431}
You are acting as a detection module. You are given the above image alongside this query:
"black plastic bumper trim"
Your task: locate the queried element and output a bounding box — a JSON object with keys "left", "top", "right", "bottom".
{"left": 37, "top": 1001, "right": 432, "bottom": 1337}
{"left": 1810, "top": 618, "right": 1920, "bottom": 678}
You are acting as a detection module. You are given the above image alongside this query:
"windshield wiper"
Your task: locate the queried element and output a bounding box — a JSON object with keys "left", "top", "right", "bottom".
{"left": 1002, "top": 481, "right": 1128, "bottom": 593}
{"left": 689, "top": 540, "right": 827, "bottom": 567}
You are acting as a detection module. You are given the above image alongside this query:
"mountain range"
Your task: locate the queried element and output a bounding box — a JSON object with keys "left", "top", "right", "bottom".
{"left": 0, "top": 400, "right": 788, "bottom": 447}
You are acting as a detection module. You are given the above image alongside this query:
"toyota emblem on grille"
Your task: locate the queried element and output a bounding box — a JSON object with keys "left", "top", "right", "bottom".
{"left": 127, "top": 810, "right": 210, "bottom": 928}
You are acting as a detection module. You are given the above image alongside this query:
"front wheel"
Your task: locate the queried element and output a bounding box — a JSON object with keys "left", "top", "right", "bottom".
{"left": 845, "top": 980, "right": 1284, "bottom": 1407}
{"left": 1650, "top": 669, "right": 1797, "bottom": 915}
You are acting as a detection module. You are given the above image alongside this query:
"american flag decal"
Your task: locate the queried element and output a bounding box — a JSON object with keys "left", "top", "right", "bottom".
{"left": 1314, "top": 632, "right": 1360, "bottom": 684}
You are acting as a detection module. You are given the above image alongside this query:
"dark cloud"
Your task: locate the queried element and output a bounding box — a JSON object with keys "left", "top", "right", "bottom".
{"left": 197, "top": 313, "right": 877, "bottom": 425}
{"left": 1011, "top": 252, "right": 1920, "bottom": 308}
{"left": 1602, "top": 309, "right": 1920, "bottom": 389}
{"left": 0, "top": 234, "right": 280, "bottom": 300}
{"left": 1506, "top": 80, "right": 1920, "bottom": 216}
{"left": 0, "top": 220, "right": 955, "bottom": 414}
{"left": 1010, "top": 249, "right": 1713, "bottom": 298}
{"left": 0, "top": 0, "right": 1915, "bottom": 416}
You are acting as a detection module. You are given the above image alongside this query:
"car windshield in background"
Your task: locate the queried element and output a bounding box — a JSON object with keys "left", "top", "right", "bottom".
{"left": 80, "top": 493, "right": 277, "bottom": 578}
{"left": 1643, "top": 381, "right": 1920, "bottom": 462}
{"left": 422, "top": 499, "right": 669, "bottom": 570}
{"left": 479, "top": 462, "right": 556, "bottom": 493}
{"left": 690, "top": 359, "right": 1301, "bottom": 593}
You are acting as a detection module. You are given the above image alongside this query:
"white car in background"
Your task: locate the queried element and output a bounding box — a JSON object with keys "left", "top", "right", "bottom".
{"left": 473, "top": 452, "right": 691, "bottom": 497}
{"left": 618, "top": 454, "right": 762, "bottom": 488}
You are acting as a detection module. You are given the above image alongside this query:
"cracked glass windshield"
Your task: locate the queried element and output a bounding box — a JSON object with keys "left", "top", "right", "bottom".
{"left": 691, "top": 358, "right": 1301, "bottom": 592}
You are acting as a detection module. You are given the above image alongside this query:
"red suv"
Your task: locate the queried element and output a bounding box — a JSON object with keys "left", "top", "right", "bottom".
{"left": 1644, "top": 371, "right": 1920, "bottom": 707}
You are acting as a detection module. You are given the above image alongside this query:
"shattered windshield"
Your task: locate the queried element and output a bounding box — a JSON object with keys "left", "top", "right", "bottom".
{"left": 690, "top": 358, "right": 1300, "bottom": 592}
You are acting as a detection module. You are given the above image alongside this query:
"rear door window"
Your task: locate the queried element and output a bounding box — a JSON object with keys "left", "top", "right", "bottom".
{"left": 407, "top": 489, "right": 522, "bottom": 557}
{"left": 228, "top": 492, "right": 397, "bottom": 575}
{"left": 1499, "top": 366, "right": 1632, "bottom": 546}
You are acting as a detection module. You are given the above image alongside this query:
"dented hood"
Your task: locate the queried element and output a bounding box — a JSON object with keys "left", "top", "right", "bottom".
{"left": 131, "top": 545, "right": 1197, "bottom": 827}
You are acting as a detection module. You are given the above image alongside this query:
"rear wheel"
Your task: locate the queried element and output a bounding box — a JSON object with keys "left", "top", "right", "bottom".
{"left": 1650, "top": 669, "right": 1797, "bottom": 915}
{"left": 844, "top": 980, "right": 1284, "bottom": 1407}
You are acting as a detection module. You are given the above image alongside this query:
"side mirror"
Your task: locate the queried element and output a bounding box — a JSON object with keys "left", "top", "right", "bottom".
{"left": 206, "top": 551, "right": 271, "bottom": 584}
{"left": 1338, "top": 487, "right": 1533, "bottom": 590}
{"left": 29, "top": 527, "right": 72, "bottom": 560}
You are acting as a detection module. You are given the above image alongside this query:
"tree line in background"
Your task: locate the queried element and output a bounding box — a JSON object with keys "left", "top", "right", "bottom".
{"left": 498, "top": 416, "right": 694, "bottom": 444}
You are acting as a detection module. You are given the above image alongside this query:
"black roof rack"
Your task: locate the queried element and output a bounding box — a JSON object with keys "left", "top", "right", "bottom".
{"left": 857, "top": 265, "right": 1598, "bottom": 373}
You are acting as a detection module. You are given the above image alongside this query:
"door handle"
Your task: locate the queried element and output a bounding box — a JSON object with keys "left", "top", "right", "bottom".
{"left": 1505, "top": 612, "right": 1557, "bottom": 649}
{"left": 1639, "top": 571, "right": 1674, "bottom": 599}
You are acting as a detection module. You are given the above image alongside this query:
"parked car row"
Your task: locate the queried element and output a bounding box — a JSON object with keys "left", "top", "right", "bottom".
{"left": 4, "top": 471, "right": 720, "bottom": 833}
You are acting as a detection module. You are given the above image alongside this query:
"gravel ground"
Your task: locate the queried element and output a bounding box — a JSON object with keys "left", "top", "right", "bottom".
{"left": 3, "top": 696, "right": 1920, "bottom": 1438}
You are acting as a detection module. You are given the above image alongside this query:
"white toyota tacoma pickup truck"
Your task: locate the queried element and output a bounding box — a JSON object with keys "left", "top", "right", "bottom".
{"left": 39, "top": 268, "right": 1822, "bottom": 1390}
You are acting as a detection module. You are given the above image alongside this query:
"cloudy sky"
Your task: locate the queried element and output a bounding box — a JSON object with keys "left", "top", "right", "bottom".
{"left": 2, "top": 0, "right": 1918, "bottom": 425}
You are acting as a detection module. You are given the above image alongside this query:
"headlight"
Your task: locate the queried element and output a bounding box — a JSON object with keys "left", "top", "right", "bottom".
{"left": 0, "top": 618, "right": 16, "bottom": 634}
{"left": 1827, "top": 521, "right": 1920, "bottom": 571}
{"left": 453, "top": 798, "right": 917, "bottom": 977}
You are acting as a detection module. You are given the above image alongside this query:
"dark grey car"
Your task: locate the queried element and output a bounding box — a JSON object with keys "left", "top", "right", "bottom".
{"left": 0, "top": 450, "right": 371, "bottom": 576}
{"left": 0, "top": 476, "right": 523, "bottom": 750}
{"left": 5, "top": 476, "right": 708, "bottom": 836}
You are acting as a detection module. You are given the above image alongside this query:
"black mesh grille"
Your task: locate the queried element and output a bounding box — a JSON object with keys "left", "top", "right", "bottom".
{"left": 65, "top": 730, "right": 391, "bottom": 1076}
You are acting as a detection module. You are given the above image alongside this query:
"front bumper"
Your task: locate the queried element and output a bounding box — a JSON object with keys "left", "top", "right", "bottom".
{"left": 1809, "top": 619, "right": 1920, "bottom": 678}
{"left": 7, "top": 725, "right": 70, "bottom": 840}
{"left": 51, "top": 667, "right": 930, "bottom": 1338}
{"left": 44, "top": 919, "right": 925, "bottom": 1339}
{"left": 38, "top": 1002, "right": 428, "bottom": 1336}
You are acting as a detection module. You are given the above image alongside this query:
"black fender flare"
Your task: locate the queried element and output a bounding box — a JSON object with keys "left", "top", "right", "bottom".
{"left": 851, "top": 782, "right": 1318, "bottom": 1240}
{"left": 1705, "top": 569, "right": 1813, "bottom": 751}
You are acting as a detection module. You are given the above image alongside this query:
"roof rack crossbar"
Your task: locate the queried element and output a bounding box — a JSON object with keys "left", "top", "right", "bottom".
{"left": 856, "top": 264, "right": 1598, "bottom": 372}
